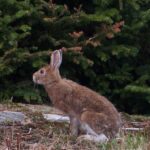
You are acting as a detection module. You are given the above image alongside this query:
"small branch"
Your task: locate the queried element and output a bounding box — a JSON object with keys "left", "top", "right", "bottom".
{"left": 16, "top": 133, "right": 21, "bottom": 150}
{"left": 122, "top": 127, "right": 144, "bottom": 131}
{"left": 27, "top": 128, "right": 32, "bottom": 135}
{"left": 119, "top": 0, "right": 123, "bottom": 10}
{"left": 24, "top": 50, "right": 52, "bottom": 59}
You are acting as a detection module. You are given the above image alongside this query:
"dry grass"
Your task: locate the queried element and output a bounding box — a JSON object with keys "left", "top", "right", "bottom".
{"left": 0, "top": 103, "right": 150, "bottom": 150}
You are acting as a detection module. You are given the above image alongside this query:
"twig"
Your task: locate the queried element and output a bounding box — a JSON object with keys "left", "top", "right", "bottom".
{"left": 27, "top": 128, "right": 32, "bottom": 134}
{"left": 16, "top": 133, "right": 21, "bottom": 150}
{"left": 122, "top": 127, "right": 144, "bottom": 131}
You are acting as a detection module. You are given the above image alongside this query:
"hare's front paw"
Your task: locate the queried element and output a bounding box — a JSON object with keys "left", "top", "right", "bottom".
{"left": 77, "top": 134, "right": 108, "bottom": 143}
{"left": 70, "top": 117, "right": 80, "bottom": 137}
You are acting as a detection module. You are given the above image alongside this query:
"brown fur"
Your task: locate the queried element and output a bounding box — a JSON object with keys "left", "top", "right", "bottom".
{"left": 33, "top": 51, "right": 121, "bottom": 139}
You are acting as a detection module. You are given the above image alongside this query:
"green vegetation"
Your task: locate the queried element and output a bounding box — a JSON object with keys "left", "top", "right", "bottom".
{"left": 0, "top": 0, "right": 150, "bottom": 114}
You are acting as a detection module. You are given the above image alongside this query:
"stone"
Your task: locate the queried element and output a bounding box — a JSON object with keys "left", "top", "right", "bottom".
{"left": 43, "top": 114, "right": 70, "bottom": 123}
{"left": 0, "top": 111, "right": 26, "bottom": 124}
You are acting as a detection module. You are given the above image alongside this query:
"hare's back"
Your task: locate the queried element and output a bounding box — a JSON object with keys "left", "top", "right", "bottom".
{"left": 64, "top": 79, "right": 118, "bottom": 114}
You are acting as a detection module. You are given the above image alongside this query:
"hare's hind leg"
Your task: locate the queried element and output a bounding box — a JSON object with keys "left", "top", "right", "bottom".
{"left": 78, "top": 111, "right": 108, "bottom": 143}
{"left": 80, "top": 111, "right": 108, "bottom": 135}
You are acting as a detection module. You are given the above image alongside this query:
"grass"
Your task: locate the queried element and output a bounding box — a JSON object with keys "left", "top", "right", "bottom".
{"left": 0, "top": 103, "right": 150, "bottom": 150}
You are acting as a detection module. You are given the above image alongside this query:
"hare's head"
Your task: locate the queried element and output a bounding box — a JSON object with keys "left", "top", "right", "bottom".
{"left": 33, "top": 50, "right": 62, "bottom": 85}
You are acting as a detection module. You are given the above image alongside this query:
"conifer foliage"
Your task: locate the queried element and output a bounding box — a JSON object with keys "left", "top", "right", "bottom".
{"left": 0, "top": 0, "right": 150, "bottom": 113}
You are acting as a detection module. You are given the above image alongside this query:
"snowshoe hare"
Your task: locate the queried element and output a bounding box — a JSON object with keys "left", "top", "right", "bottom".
{"left": 33, "top": 50, "right": 121, "bottom": 143}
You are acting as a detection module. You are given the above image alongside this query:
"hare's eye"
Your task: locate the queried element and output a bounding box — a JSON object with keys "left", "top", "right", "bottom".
{"left": 40, "top": 69, "right": 45, "bottom": 74}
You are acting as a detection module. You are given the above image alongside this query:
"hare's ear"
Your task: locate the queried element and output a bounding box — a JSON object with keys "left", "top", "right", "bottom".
{"left": 50, "top": 49, "right": 62, "bottom": 69}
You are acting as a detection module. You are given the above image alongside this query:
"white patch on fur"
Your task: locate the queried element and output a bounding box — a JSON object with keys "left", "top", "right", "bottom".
{"left": 79, "top": 122, "right": 108, "bottom": 143}
{"left": 78, "top": 134, "right": 108, "bottom": 143}
{"left": 80, "top": 123, "right": 98, "bottom": 136}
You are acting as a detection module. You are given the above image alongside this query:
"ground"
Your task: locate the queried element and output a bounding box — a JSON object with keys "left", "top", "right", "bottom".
{"left": 0, "top": 103, "right": 150, "bottom": 150}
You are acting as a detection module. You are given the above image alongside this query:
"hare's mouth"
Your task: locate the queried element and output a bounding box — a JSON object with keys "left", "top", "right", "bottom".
{"left": 33, "top": 75, "right": 40, "bottom": 84}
